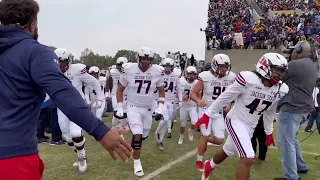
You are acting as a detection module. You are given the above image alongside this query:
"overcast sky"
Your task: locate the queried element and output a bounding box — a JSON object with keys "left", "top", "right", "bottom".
{"left": 37, "top": 0, "right": 208, "bottom": 60}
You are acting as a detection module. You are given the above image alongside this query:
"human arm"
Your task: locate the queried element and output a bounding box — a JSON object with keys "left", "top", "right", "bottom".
{"left": 30, "top": 48, "right": 109, "bottom": 140}
{"left": 84, "top": 86, "right": 91, "bottom": 108}
{"left": 205, "top": 80, "right": 245, "bottom": 117}
{"left": 80, "top": 73, "right": 104, "bottom": 101}
{"left": 30, "top": 47, "right": 132, "bottom": 160}
{"left": 105, "top": 76, "right": 113, "bottom": 100}
{"left": 191, "top": 80, "right": 206, "bottom": 107}
{"left": 176, "top": 77, "right": 183, "bottom": 103}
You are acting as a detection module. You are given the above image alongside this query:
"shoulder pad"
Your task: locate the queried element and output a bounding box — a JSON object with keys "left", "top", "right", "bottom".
{"left": 227, "top": 71, "right": 237, "bottom": 79}
{"left": 198, "top": 71, "right": 210, "bottom": 81}
{"left": 70, "top": 63, "right": 87, "bottom": 75}
{"left": 120, "top": 63, "right": 135, "bottom": 74}
{"left": 236, "top": 71, "right": 260, "bottom": 86}
{"left": 152, "top": 65, "right": 165, "bottom": 76}
{"left": 99, "top": 76, "right": 107, "bottom": 81}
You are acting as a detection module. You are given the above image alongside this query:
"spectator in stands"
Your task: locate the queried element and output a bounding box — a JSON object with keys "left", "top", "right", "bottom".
{"left": 276, "top": 41, "right": 317, "bottom": 180}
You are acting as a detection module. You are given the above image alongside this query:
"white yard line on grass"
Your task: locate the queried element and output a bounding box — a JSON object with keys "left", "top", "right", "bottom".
{"left": 141, "top": 148, "right": 198, "bottom": 180}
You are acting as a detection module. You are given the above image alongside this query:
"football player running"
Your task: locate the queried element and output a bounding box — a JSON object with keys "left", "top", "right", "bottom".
{"left": 116, "top": 47, "right": 165, "bottom": 177}
{"left": 55, "top": 48, "right": 104, "bottom": 173}
{"left": 172, "top": 67, "right": 182, "bottom": 124}
{"left": 195, "top": 53, "right": 288, "bottom": 180}
{"left": 191, "top": 54, "right": 236, "bottom": 171}
{"left": 155, "top": 58, "right": 182, "bottom": 149}
{"left": 86, "top": 66, "right": 106, "bottom": 120}
{"left": 106, "top": 57, "right": 128, "bottom": 129}
{"left": 178, "top": 66, "right": 199, "bottom": 144}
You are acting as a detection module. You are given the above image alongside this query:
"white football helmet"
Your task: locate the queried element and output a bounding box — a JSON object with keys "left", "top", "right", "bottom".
{"left": 185, "top": 66, "right": 197, "bottom": 82}
{"left": 256, "top": 53, "right": 288, "bottom": 84}
{"left": 54, "top": 48, "right": 74, "bottom": 72}
{"left": 116, "top": 57, "right": 128, "bottom": 64}
{"left": 89, "top": 66, "right": 100, "bottom": 73}
{"left": 116, "top": 57, "right": 128, "bottom": 71}
{"left": 162, "top": 58, "right": 174, "bottom": 74}
{"left": 138, "top": 47, "right": 154, "bottom": 71}
{"left": 211, "top": 54, "right": 231, "bottom": 78}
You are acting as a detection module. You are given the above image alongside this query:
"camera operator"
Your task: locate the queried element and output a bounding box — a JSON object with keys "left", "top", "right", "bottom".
{"left": 276, "top": 41, "right": 318, "bottom": 180}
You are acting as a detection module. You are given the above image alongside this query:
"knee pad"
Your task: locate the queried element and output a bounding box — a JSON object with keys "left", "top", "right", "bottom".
{"left": 114, "top": 111, "right": 127, "bottom": 119}
{"left": 72, "top": 136, "right": 85, "bottom": 147}
{"left": 131, "top": 134, "right": 142, "bottom": 150}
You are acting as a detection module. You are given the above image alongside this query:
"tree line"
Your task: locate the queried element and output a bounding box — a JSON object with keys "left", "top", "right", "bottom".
{"left": 48, "top": 46, "right": 163, "bottom": 69}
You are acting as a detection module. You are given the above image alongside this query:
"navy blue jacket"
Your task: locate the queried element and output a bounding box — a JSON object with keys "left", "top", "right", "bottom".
{"left": 0, "top": 26, "right": 110, "bottom": 159}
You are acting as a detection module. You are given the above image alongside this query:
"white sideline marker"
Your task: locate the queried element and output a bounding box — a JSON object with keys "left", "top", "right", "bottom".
{"left": 141, "top": 148, "right": 198, "bottom": 180}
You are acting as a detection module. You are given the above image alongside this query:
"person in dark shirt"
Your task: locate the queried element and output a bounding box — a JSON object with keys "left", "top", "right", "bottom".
{"left": 0, "top": 1, "right": 132, "bottom": 179}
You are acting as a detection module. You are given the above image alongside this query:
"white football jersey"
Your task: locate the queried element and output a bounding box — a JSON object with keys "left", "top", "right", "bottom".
{"left": 109, "top": 68, "right": 121, "bottom": 95}
{"left": 84, "top": 78, "right": 103, "bottom": 101}
{"left": 206, "top": 71, "right": 289, "bottom": 135}
{"left": 198, "top": 71, "right": 236, "bottom": 106}
{"left": 64, "top": 63, "right": 103, "bottom": 102}
{"left": 180, "top": 76, "right": 198, "bottom": 107}
{"left": 119, "top": 63, "right": 164, "bottom": 108}
{"left": 163, "top": 68, "right": 182, "bottom": 102}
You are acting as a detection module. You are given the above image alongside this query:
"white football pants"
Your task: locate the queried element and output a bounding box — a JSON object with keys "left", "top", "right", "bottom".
{"left": 180, "top": 106, "right": 198, "bottom": 127}
{"left": 57, "top": 108, "right": 82, "bottom": 142}
{"left": 156, "top": 101, "right": 174, "bottom": 142}
{"left": 127, "top": 103, "right": 153, "bottom": 138}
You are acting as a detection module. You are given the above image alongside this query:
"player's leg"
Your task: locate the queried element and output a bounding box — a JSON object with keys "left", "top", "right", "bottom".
{"left": 57, "top": 109, "right": 75, "bottom": 151}
{"left": 95, "top": 99, "right": 106, "bottom": 121}
{"left": 172, "top": 101, "right": 179, "bottom": 123}
{"left": 188, "top": 106, "right": 198, "bottom": 141}
{"left": 111, "top": 95, "right": 119, "bottom": 128}
{"left": 127, "top": 104, "right": 144, "bottom": 177}
{"left": 178, "top": 106, "right": 189, "bottom": 144}
{"left": 226, "top": 117, "right": 255, "bottom": 180}
{"left": 196, "top": 108, "right": 213, "bottom": 171}
{"left": 166, "top": 102, "right": 174, "bottom": 138}
{"left": 69, "top": 122, "right": 87, "bottom": 173}
{"left": 201, "top": 136, "right": 235, "bottom": 180}
{"left": 155, "top": 103, "right": 169, "bottom": 150}
{"left": 210, "top": 114, "right": 225, "bottom": 146}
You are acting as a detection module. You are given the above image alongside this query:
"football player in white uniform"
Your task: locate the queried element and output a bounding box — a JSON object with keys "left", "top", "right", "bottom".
{"left": 195, "top": 53, "right": 288, "bottom": 180}
{"left": 155, "top": 58, "right": 182, "bottom": 148}
{"left": 106, "top": 57, "right": 128, "bottom": 129}
{"left": 54, "top": 48, "right": 104, "bottom": 173}
{"left": 116, "top": 47, "right": 165, "bottom": 177}
{"left": 191, "top": 54, "right": 236, "bottom": 171}
{"left": 172, "top": 67, "right": 182, "bottom": 124}
{"left": 85, "top": 66, "right": 105, "bottom": 120}
{"left": 178, "top": 66, "right": 199, "bottom": 144}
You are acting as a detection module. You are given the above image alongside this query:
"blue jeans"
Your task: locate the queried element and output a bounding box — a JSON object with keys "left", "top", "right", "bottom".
{"left": 305, "top": 109, "right": 320, "bottom": 132}
{"left": 50, "top": 107, "right": 63, "bottom": 142}
{"left": 278, "top": 111, "right": 308, "bottom": 180}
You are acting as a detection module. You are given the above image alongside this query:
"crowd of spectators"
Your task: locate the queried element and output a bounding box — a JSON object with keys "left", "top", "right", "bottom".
{"left": 204, "top": 0, "right": 320, "bottom": 51}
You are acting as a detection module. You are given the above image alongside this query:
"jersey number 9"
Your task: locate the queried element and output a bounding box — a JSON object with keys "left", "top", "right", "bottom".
{"left": 212, "top": 86, "right": 226, "bottom": 100}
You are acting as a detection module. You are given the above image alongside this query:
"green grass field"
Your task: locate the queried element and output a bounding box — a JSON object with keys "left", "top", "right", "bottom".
{"left": 39, "top": 114, "right": 320, "bottom": 180}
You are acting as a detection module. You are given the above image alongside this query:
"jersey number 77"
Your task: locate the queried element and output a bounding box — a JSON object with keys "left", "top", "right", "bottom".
{"left": 135, "top": 80, "right": 151, "bottom": 94}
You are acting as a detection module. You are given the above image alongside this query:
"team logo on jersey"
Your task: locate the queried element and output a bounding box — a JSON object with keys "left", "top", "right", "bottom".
{"left": 161, "top": 71, "right": 164, "bottom": 76}
{"left": 120, "top": 67, "right": 125, "bottom": 74}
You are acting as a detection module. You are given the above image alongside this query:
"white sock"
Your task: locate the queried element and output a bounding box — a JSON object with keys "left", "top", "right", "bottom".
{"left": 77, "top": 149, "right": 85, "bottom": 157}
{"left": 168, "top": 128, "right": 172, "bottom": 133}
{"left": 180, "top": 134, "right": 184, "bottom": 138}
{"left": 133, "top": 159, "right": 141, "bottom": 166}
{"left": 197, "top": 154, "right": 203, "bottom": 162}
{"left": 210, "top": 159, "right": 216, "bottom": 168}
